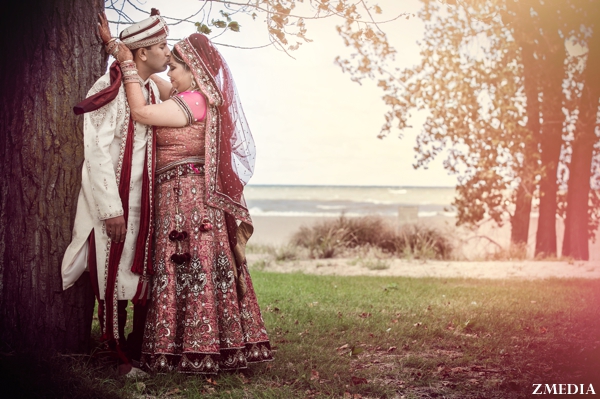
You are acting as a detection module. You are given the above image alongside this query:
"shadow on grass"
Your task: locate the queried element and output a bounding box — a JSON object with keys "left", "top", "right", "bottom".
{"left": 2, "top": 274, "right": 599, "bottom": 399}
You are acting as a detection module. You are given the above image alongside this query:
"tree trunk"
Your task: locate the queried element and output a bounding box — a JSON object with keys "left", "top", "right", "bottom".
{"left": 534, "top": 17, "right": 566, "bottom": 258}
{"left": 0, "top": 0, "right": 105, "bottom": 354}
{"left": 511, "top": 43, "right": 540, "bottom": 245}
{"left": 562, "top": 30, "right": 600, "bottom": 260}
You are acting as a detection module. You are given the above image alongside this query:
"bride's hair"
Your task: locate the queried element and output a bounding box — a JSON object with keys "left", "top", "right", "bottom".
{"left": 171, "top": 48, "right": 189, "bottom": 70}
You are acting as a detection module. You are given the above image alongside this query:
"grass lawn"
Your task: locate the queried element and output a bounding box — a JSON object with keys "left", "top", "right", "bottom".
{"left": 2, "top": 271, "right": 600, "bottom": 398}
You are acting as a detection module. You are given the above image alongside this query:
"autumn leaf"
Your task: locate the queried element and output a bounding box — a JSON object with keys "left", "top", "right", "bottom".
{"left": 351, "top": 375, "right": 368, "bottom": 385}
{"left": 337, "top": 343, "right": 350, "bottom": 351}
{"left": 310, "top": 369, "right": 320, "bottom": 381}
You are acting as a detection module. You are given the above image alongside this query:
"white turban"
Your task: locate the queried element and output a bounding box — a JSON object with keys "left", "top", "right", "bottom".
{"left": 119, "top": 9, "right": 169, "bottom": 50}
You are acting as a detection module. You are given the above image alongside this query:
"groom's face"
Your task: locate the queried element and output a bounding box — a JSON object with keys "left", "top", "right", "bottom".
{"left": 142, "top": 40, "right": 171, "bottom": 74}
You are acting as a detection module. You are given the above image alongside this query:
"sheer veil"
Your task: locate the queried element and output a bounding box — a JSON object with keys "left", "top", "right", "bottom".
{"left": 175, "top": 33, "right": 256, "bottom": 225}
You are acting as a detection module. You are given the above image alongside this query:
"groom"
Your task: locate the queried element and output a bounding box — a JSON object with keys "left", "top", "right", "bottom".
{"left": 61, "top": 9, "right": 170, "bottom": 372}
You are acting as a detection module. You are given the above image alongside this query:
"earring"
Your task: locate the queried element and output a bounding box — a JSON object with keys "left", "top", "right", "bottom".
{"left": 190, "top": 77, "right": 197, "bottom": 90}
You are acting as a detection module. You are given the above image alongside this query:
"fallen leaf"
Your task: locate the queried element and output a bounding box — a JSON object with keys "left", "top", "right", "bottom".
{"left": 337, "top": 344, "right": 350, "bottom": 351}
{"left": 166, "top": 388, "right": 181, "bottom": 395}
{"left": 351, "top": 376, "right": 368, "bottom": 385}
{"left": 539, "top": 327, "right": 547, "bottom": 334}
{"left": 358, "top": 312, "right": 372, "bottom": 318}
{"left": 206, "top": 378, "right": 218, "bottom": 386}
{"left": 310, "top": 369, "right": 320, "bottom": 381}
{"left": 351, "top": 346, "right": 364, "bottom": 356}
{"left": 414, "top": 322, "right": 422, "bottom": 327}
{"left": 387, "top": 346, "right": 397, "bottom": 353}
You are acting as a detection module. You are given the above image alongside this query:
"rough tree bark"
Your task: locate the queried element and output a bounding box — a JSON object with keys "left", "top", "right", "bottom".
{"left": 0, "top": 0, "right": 105, "bottom": 354}
{"left": 534, "top": 6, "right": 566, "bottom": 258}
{"left": 562, "top": 29, "right": 600, "bottom": 260}
{"left": 511, "top": 42, "right": 540, "bottom": 246}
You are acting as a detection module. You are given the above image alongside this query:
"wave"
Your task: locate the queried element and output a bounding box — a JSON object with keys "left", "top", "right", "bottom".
{"left": 249, "top": 208, "right": 364, "bottom": 217}
{"left": 388, "top": 189, "right": 408, "bottom": 195}
{"left": 417, "top": 211, "right": 438, "bottom": 218}
{"left": 363, "top": 198, "right": 394, "bottom": 205}
{"left": 316, "top": 205, "right": 346, "bottom": 210}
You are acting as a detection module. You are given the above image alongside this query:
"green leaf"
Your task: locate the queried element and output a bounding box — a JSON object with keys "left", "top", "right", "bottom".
{"left": 350, "top": 346, "right": 364, "bottom": 356}
{"left": 228, "top": 21, "right": 241, "bottom": 32}
{"left": 197, "top": 24, "right": 212, "bottom": 35}
{"left": 212, "top": 19, "right": 227, "bottom": 29}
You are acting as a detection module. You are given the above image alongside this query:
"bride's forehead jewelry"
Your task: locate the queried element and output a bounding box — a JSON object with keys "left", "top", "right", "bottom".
{"left": 172, "top": 51, "right": 185, "bottom": 64}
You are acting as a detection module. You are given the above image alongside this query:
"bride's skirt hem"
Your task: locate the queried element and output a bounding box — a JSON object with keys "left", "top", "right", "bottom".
{"left": 140, "top": 340, "right": 273, "bottom": 375}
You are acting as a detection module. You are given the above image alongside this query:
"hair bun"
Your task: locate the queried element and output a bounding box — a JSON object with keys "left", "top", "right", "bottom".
{"left": 150, "top": 8, "right": 160, "bottom": 16}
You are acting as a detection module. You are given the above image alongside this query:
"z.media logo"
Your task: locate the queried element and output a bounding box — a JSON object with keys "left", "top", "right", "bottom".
{"left": 532, "top": 384, "right": 596, "bottom": 395}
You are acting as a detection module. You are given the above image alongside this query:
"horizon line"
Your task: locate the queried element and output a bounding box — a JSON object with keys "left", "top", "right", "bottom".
{"left": 246, "top": 183, "right": 457, "bottom": 189}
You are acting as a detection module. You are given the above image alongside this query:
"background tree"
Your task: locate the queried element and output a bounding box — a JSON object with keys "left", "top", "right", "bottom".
{"left": 337, "top": 0, "right": 538, "bottom": 243}
{"left": 562, "top": 1, "right": 600, "bottom": 260}
{"left": 336, "top": 0, "right": 599, "bottom": 258}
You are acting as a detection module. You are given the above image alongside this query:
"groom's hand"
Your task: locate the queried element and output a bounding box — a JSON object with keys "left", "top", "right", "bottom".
{"left": 105, "top": 216, "right": 127, "bottom": 243}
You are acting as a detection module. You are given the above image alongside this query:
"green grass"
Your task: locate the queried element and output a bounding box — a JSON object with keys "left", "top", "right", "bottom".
{"left": 2, "top": 273, "right": 600, "bottom": 398}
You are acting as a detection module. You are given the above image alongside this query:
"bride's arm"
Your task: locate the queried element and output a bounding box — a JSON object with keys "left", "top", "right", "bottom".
{"left": 116, "top": 46, "right": 188, "bottom": 127}
{"left": 97, "top": 12, "right": 185, "bottom": 127}
{"left": 150, "top": 74, "right": 173, "bottom": 101}
{"left": 126, "top": 84, "right": 188, "bottom": 127}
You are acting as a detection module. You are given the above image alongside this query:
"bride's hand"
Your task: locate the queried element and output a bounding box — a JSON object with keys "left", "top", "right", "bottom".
{"left": 97, "top": 12, "right": 112, "bottom": 44}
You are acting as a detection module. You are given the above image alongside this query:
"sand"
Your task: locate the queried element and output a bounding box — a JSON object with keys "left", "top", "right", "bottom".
{"left": 247, "top": 255, "right": 600, "bottom": 280}
{"left": 248, "top": 215, "right": 600, "bottom": 279}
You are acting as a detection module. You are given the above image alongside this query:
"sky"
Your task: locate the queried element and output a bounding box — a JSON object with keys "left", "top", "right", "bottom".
{"left": 107, "top": 0, "right": 458, "bottom": 187}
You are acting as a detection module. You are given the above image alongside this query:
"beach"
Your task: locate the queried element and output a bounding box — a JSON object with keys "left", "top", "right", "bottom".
{"left": 245, "top": 185, "right": 600, "bottom": 268}
{"left": 250, "top": 214, "right": 600, "bottom": 261}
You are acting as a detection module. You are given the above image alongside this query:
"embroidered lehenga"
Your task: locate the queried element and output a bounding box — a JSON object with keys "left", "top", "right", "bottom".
{"left": 140, "top": 34, "right": 272, "bottom": 374}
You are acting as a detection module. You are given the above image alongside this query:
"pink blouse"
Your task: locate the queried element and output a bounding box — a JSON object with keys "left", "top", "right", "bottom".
{"left": 156, "top": 91, "right": 207, "bottom": 170}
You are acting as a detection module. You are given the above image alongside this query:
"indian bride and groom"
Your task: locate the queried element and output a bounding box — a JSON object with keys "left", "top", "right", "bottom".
{"left": 61, "top": 8, "right": 272, "bottom": 376}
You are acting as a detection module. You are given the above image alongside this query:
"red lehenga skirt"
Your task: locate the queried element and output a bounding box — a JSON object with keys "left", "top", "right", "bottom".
{"left": 140, "top": 163, "right": 273, "bottom": 374}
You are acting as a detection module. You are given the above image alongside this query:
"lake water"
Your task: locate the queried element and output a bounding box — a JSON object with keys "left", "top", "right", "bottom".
{"left": 244, "top": 185, "right": 456, "bottom": 218}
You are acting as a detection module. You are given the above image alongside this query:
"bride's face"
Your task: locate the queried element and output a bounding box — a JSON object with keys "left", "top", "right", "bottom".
{"left": 167, "top": 60, "right": 194, "bottom": 92}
